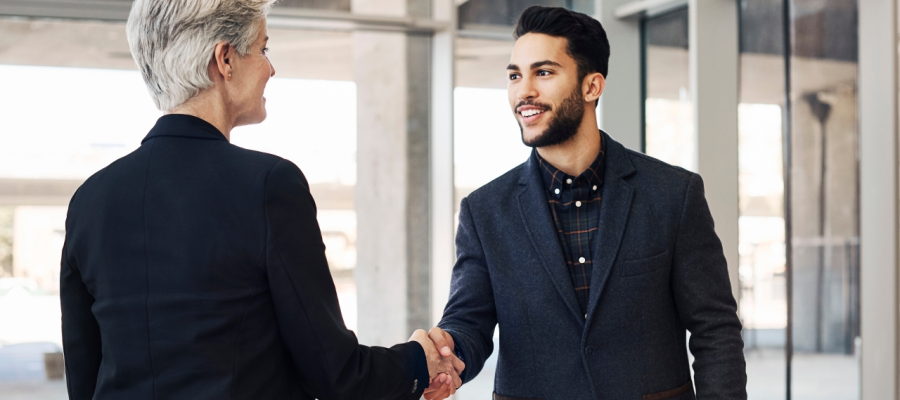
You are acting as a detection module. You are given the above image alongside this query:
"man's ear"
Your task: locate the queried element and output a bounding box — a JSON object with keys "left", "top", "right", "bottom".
{"left": 212, "top": 41, "right": 234, "bottom": 81}
{"left": 583, "top": 72, "right": 606, "bottom": 103}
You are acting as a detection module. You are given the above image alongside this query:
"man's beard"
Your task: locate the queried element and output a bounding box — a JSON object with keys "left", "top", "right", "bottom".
{"left": 518, "top": 85, "right": 585, "bottom": 148}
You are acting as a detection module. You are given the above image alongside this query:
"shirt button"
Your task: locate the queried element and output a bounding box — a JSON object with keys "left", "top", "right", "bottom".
{"left": 554, "top": 188, "right": 560, "bottom": 195}
{"left": 593, "top": 185, "right": 598, "bottom": 191}
{"left": 566, "top": 178, "right": 573, "bottom": 184}
{"left": 576, "top": 201, "right": 582, "bottom": 207}
{"left": 579, "top": 256, "right": 585, "bottom": 263}
{"left": 585, "top": 346, "right": 595, "bottom": 356}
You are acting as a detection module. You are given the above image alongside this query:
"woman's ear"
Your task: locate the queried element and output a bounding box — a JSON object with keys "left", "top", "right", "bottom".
{"left": 583, "top": 72, "right": 606, "bottom": 102}
{"left": 213, "top": 41, "right": 234, "bottom": 81}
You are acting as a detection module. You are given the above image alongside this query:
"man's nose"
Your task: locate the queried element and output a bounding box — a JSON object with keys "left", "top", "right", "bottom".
{"left": 517, "top": 77, "right": 537, "bottom": 101}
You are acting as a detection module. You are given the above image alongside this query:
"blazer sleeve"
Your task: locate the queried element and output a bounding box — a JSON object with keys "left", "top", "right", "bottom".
{"left": 670, "top": 173, "right": 747, "bottom": 399}
{"left": 263, "top": 159, "right": 429, "bottom": 400}
{"left": 437, "top": 197, "right": 498, "bottom": 384}
{"left": 60, "top": 214, "right": 103, "bottom": 400}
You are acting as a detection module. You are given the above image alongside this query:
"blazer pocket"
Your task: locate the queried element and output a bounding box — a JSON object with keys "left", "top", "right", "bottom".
{"left": 642, "top": 382, "right": 693, "bottom": 400}
{"left": 619, "top": 250, "right": 670, "bottom": 277}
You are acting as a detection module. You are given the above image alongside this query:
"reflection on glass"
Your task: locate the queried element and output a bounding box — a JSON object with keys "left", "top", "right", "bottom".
{"left": 739, "top": 2, "right": 789, "bottom": 398}
{"left": 643, "top": 8, "right": 694, "bottom": 172}
{"left": 788, "top": 0, "right": 860, "bottom": 398}
{"left": 739, "top": 0, "right": 862, "bottom": 397}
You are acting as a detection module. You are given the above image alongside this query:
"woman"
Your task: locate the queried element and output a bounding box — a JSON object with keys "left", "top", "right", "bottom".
{"left": 59, "top": 0, "right": 459, "bottom": 398}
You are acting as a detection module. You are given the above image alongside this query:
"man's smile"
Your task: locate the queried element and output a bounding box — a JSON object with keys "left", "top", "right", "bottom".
{"left": 517, "top": 105, "right": 549, "bottom": 124}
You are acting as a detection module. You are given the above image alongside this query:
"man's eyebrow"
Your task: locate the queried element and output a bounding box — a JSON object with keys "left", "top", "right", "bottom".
{"left": 506, "top": 63, "right": 520, "bottom": 71}
{"left": 531, "top": 60, "right": 562, "bottom": 69}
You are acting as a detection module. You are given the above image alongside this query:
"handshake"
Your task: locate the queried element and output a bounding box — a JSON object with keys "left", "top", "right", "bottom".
{"left": 408, "top": 327, "right": 466, "bottom": 400}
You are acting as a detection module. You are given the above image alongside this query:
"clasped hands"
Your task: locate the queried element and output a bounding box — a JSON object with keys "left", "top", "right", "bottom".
{"left": 408, "top": 327, "right": 465, "bottom": 400}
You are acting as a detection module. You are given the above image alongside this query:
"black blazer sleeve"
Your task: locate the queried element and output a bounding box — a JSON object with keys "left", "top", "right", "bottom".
{"left": 671, "top": 174, "right": 747, "bottom": 399}
{"left": 263, "top": 159, "right": 429, "bottom": 400}
{"left": 437, "top": 197, "right": 498, "bottom": 384}
{"left": 60, "top": 212, "right": 103, "bottom": 400}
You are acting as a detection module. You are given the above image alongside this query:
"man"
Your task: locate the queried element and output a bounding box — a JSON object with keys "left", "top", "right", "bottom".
{"left": 427, "top": 6, "right": 747, "bottom": 400}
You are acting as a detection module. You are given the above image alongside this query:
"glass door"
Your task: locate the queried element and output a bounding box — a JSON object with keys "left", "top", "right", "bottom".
{"left": 643, "top": 1, "right": 861, "bottom": 398}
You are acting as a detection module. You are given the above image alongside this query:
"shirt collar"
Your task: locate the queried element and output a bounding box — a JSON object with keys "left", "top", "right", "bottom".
{"left": 141, "top": 114, "right": 228, "bottom": 144}
{"left": 534, "top": 132, "right": 606, "bottom": 197}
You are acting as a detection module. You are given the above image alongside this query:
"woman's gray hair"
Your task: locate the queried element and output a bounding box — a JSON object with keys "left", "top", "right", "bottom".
{"left": 126, "top": 0, "right": 275, "bottom": 111}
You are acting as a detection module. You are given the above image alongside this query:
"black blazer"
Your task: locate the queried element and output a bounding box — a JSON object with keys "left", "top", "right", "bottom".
{"left": 60, "top": 114, "right": 428, "bottom": 400}
{"left": 437, "top": 132, "right": 746, "bottom": 399}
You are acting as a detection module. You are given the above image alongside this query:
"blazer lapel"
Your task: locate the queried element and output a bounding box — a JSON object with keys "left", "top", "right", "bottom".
{"left": 586, "top": 133, "right": 636, "bottom": 320}
{"left": 517, "top": 155, "right": 584, "bottom": 323}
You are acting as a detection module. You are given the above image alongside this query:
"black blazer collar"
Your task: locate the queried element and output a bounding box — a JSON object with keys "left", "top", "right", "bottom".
{"left": 141, "top": 114, "right": 228, "bottom": 144}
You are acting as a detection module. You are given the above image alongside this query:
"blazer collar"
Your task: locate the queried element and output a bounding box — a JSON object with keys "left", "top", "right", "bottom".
{"left": 518, "top": 130, "right": 635, "bottom": 187}
{"left": 141, "top": 114, "right": 228, "bottom": 144}
{"left": 585, "top": 132, "right": 636, "bottom": 321}
{"left": 517, "top": 130, "right": 637, "bottom": 325}
{"left": 518, "top": 150, "right": 583, "bottom": 323}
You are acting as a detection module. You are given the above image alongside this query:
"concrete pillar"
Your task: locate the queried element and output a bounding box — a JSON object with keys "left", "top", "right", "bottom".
{"left": 859, "top": 0, "right": 899, "bottom": 398}
{"left": 430, "top": 0, "right": 456, "bottom": 325}
{"left": 689, "top": 0, "right": 740, "bottom": 304}
{"left": 595, "top": 0, "right": 643, "bottom": 152}
{"left": 353, "top": 0, "right": 433, "bottom": 346}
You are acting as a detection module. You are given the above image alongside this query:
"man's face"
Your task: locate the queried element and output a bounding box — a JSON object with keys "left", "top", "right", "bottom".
{"left": 508, "top": 33, "right": 585, "bottom": 147}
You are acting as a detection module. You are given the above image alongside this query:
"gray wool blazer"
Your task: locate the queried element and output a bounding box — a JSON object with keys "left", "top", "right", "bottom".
{"left": 437, "top": 131, "right": 747, "bottom": 400}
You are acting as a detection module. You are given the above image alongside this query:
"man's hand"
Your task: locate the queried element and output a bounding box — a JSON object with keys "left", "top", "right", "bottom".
{"left": 427, "top": 327, "right": 462, "bottom": 368}
{"left": 420, "top": 327, "right": 466, "bottom": 400}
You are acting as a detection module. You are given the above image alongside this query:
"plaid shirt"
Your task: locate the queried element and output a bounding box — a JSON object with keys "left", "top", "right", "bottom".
{"left": 535, "top": 137, "right": 606, "bottom": 315}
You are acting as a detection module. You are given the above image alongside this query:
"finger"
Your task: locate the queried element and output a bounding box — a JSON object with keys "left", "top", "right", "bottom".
{"left": 449, "top": 369, "right": 463, "bottom": 390}
{"left": 423, "top": 382, "right": 448, "bottom": 400}
{"left": 450, "top": 355, "right": 465, "bottom": 374}
{"left": 430, "top": 381, "right": 452, "bottom": 400}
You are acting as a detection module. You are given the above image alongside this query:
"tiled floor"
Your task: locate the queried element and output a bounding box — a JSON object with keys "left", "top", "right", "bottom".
{"left": 0, "top": 381, "right": 68, "bottom": 400}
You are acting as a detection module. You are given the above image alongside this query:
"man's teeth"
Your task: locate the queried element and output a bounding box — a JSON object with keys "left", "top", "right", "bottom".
{"left": 521, "top": 109, "right": 544, "bottom": 117}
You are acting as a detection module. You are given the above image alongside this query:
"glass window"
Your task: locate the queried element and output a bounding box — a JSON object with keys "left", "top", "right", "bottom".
{"left": 738, "top": 0, "right": 860, "bottom": 398}
{"left": 787, "top": 0, "right": 860, "bottom": 397}
{"left": 738, "top": 0, "right": 789, "bottom": 398}
{"left": 643, "top": 8, "right": 694, "bottom": 171}
{"left": 459, "top": 0, "right": 594, "bottom": 30}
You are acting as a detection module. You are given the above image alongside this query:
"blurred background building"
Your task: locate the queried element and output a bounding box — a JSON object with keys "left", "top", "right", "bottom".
{"left": 0, "top": 0, "right": 897, "bottom": 399}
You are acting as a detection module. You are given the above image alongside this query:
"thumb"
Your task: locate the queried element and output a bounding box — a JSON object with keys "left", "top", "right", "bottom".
{"left": 428, "top": 328, "right": 453, "bottom": 356}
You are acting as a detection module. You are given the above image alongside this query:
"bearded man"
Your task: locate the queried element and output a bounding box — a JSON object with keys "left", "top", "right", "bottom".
{"left": 424, "top": 6, "right": 747, "bottom": 400}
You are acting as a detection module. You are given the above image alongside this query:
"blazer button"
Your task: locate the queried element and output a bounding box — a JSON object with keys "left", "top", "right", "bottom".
{"left": 585, "top": 346, "right": 595, "bottom": 356}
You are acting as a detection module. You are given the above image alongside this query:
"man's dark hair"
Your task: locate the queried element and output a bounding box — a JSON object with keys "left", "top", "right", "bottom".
{"left": 513, "top": 6, "right": 611, "bottom": 80}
